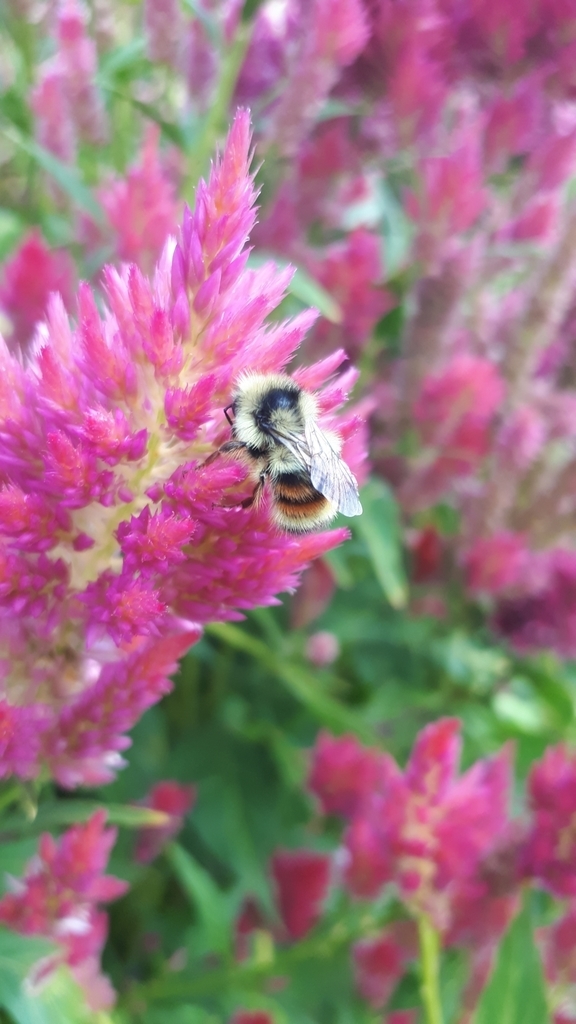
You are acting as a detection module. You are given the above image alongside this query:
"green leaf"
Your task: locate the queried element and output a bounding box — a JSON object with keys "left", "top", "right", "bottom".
{"left": 473, "top": 904, "right": 550, "bottom": 1024}
{"left": 353, "top": 479, "right": 408, "bottom": 608}
{"left": 380, "top": 180, "right": 413, "bottom": 276}
{"left": 166, "top": 843, "right": 238, "bottom": 955}
{"left": 0, "top": 210, "right": 25, "bottom": 261}
{"left": 289, "top": 267, "right": 342, "bottom": 323}
{"left": 0, "top": 838, "right": 38, "bottom": 880}
{"left": 0, "top": 929, "right": 54, "bottom": 1024}
{"left": 206, "top": 622, "right": 374, "bottom": 741}
{"left": 1, "top": 126, "right": 104, "bottom": 222}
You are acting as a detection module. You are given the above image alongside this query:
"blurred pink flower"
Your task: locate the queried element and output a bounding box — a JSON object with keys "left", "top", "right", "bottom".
{"left": 30, "top": 59, "right": 76, "bottom": 169}
{"left": 271, "top": 848, "right": 332, "bottom": 940}
{"left": 463, "top": 532, "right": 531, "bottom": 596}
{"left": 0, "top": 231, "right": 75, "bottom": 349}
{"left": 305, "top": 630, "right": 340, "bottom": 666}
{"left": 494, "top": 549, "right": 576, "bottom": 656}
{"left": 97, "top": 125, "right": 180, "bottom": 274}
{"left": 268, "top": 0, "right": 369, "bottom": 156}
{"left": 0, "top": 810, "right": 127, "bottom": 1009}
{"left": 343, "top": 720, "right": 516, "bottom": 937}
{"left": 56, "top": 0, "right": 108, "bottom": 144}
{"left": 311, "top": 229, "right": 393, "bottom": 355}
{"left": 523, "top": 744, "right": 576, "bottom": 898}
{"left": 308, "top": 730, "right": 390, "bottom": 819}
{"left": 144, "top": 0, "right": 184, "bottom": 65}
{"left": 135, "top": 780, "right": 196, "bottom": 863}
{"left": 407, "top": 137, "right": 487, "bottom": 266}
{"left": 353, "top": 923, "right": 416, "bottom": 1008}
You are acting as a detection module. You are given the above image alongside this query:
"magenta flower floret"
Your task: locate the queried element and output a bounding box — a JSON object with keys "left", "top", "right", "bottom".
{"left": 0, "top": 810, "right": 127, "bottom": 1009}
{"left": 0, "top": 110, "right": 361, "bottom": 787}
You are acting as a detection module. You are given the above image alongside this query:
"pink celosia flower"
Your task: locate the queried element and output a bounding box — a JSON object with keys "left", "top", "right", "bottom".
{"left": 308, "top": 730, "right": 390, "bottom": 819}
{"left": 410, "top": 526, "right": 443, "bottom": 583}
{"left": 494, "top": 549, "right": 576, "bottom": 657}
{"left": 56, "top": 0, "right": 108, "bottom": 144}
{"left": 463, "top": 532, "right": 531, "bottom": 596}
{"left": 311, "top": 229, "right": 393, "bottom": 355}
{"left": 96, "top": 125, "right": 180, "bottom": 274}
{"left": 144, "top": 0, "right": 184, "bottom": 65}
{"left": 522, "top": 744, "right": 576, "bottom": 898}
{"left": 414, "top": 357, "right": 505, "bottom": 451}
{"left": 0, "top": 111, "right": 361, "bottom": 786}
{"left": 271, "top": 848, "right": 332, "bottom": 940}
{"left": 342, "top": 720, "right": 515, "bottom": 936}
{"left": 135, "top": 779, "right": 196, "bottom": 863}
{"left": 183, "top": 13, "right": 218, "bottom": 114}
{"left": 268, "top": 0, "right": 369, "bottom": 157}
{"left": 0, "top": 810, "right": 127, "bottom": 1009}
{"left": 353, "top": 923, "right": 416, "bottom": 1008}
{"left": 30, "top": 59, "right": 76, "bottom": 169}
{"left": 0, "top": 231, "right": 76, "bottom": 349}
{"left": 407, "top": 136, "right": 487, "bottom": 266}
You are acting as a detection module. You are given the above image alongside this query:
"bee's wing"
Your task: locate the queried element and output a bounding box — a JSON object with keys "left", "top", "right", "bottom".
{"left": 304, "top": 419, "right": 362, "bottom": 517}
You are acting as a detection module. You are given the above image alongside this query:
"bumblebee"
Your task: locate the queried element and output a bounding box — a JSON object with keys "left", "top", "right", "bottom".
{"left": 209, "top": 373, "right": 362, "bottom": 533}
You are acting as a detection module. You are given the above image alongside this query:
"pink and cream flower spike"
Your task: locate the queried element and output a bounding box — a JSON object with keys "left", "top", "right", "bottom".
{"left": 0, "top": 110, "right": 364, "bottom": 788}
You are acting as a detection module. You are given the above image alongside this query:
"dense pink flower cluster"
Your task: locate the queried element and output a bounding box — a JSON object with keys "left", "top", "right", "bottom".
{"left": 24, "top": 0, "right": 576, "bottom": 657}
{"left": 0, "top": 810, "right": 127, "bottom": 1009}
{"left": 0, "top": 110, "right": 361, "bottom": 788}
{"left": 300, "top": 721, "right": 576, "bottom": 1015}
{"left": 232, "top": 0, "right": 576, "bottom": 655}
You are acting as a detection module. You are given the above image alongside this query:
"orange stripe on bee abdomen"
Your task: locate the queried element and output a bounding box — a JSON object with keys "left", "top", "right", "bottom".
{"left": 273, "top": 472, "right": 322, "bottom": 505}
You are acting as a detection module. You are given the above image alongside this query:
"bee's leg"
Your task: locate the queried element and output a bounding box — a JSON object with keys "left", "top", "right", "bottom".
{"left": 239, "top": 474, "right": 266, "bottom": 509}
{"left": 200, "top": 441, "right": 245, "bottom": 468}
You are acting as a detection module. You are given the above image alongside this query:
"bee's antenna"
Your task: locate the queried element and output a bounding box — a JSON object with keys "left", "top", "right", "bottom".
{"left": 224, "top": 404, "right": 235, "bottom": 426}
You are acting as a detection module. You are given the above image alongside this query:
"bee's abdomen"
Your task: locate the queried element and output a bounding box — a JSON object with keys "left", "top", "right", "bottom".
{"left": 271, "top": 471, "right": 335, "bottom": 532}
{"left": 273, "top": 471, "right": 323, "bottom": 506}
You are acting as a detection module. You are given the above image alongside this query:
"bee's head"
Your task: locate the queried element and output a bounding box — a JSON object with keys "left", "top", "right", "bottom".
{"left": 229, "top": 373, "right": 304, "bottom": 450}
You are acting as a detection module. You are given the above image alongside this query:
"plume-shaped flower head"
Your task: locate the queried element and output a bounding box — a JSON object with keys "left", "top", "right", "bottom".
{"left": 0, "top": 110, "right": 362, "bottom": 788}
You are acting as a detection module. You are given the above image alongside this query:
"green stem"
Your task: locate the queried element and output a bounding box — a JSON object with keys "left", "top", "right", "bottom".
{"left": 418, "top": 914, "right": 444, "bottom": 1024}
